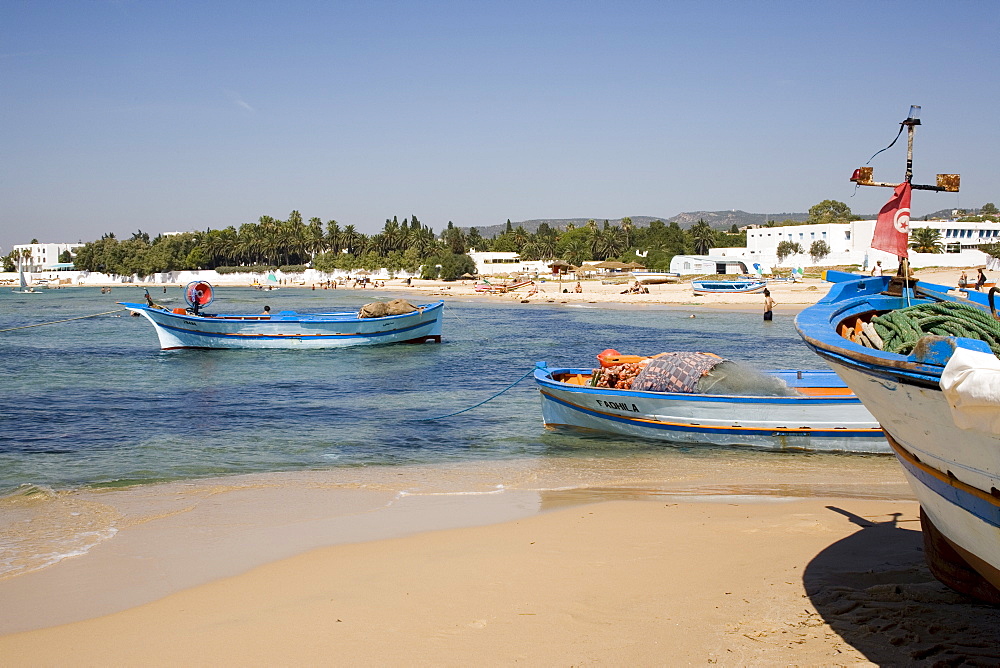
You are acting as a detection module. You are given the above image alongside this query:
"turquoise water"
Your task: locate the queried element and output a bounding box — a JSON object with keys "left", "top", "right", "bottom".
{"left": 0, "top": 285, "right": 823, "bottom": 494}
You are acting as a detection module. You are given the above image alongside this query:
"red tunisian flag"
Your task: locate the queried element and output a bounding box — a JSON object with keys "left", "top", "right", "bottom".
{"left": 871, "top": 181, "right": 912, "bottom": 257}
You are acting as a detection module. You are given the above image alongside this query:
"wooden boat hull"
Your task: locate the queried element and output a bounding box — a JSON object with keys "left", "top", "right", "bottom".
{"left": 795, "top": 272, "right": 1000, "bottom": 600}
{"left": 631, "top": 271, "right": 680, "bottom": 284}
{"left": 691, "top": 280, "right": 767, "bottom": 295}
{"left": 534, "top": 364, "right": 887, "bottom": 453}
{"left": 120, "top": 301, "right": 444, "bottom": 350}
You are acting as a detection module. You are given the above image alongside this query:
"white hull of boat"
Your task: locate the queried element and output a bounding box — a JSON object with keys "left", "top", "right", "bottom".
{"left": 827, "top": 362, "right": 1000, "bottom": 582}
{"left": 690, "top": 280, "right": 767, "bottom": 295}
{"left": 535, "top": 366, "right": 887, "bottom": 453}
{"left": 122, "top": 301, "right": 444, "bottom": 350}
{"left": 631, "top": 271, "right": 680, "bottom": 284}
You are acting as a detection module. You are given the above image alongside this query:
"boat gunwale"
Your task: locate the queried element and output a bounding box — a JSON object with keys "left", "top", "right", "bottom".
{"left": 534, "top": 365, "right": 868, "bottom": 406}
{"left": 794, "top": 274, "right": 996, "bottom": 383}
{"left": 537, "top": 388, "right": 884, "bottom": 437}
{"left": 119, "top": 300, "right": 445, "bottom": 324}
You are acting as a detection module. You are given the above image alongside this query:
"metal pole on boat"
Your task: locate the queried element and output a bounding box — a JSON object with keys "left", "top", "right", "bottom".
{"left": 903, "top": 105, "right": 920, "bottom": 185}
{"left": 900, "top": 107, "right": 920, "bottom": 295}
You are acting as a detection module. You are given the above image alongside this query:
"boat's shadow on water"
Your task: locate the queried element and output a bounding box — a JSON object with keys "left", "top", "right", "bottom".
{"left": 805, "top": 506, "right": 1000, "bottom": 665}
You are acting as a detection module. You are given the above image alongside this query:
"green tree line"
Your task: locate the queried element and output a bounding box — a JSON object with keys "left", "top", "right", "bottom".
{"left": 25, "top": 205, "right": 896, "bottom": 278}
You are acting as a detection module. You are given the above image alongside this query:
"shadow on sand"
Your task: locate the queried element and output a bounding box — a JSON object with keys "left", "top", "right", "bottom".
{"left": 804, "top": 506, "right": 1000, "bottom": 665}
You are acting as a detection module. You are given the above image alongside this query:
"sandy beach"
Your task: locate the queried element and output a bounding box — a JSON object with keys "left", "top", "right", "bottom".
{"left": 306, "top": 265, "right": 970, "bottom": 312}
{"left": 3, "top": 491, "right": 999, "bottom": 666}
{"left": 2, "top": 453, "right": 998, "bottom": 666}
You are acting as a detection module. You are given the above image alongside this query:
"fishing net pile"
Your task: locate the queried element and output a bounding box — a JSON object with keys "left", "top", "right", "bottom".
{"left": 591, "top": 351, "right": 799, "bottom": 396}
{"left": 850, "top": 302, "right": 1000, "bottom": 356}
{"left": 358, "top": 299, "right": 418, "bottom": 318}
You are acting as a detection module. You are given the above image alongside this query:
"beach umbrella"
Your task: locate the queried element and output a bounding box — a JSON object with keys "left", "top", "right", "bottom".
{"left": 459, "top": 272, "right": 476, "bottom": 279}
{"left": 595, "top": 260, "right": 630, "bottom": 270}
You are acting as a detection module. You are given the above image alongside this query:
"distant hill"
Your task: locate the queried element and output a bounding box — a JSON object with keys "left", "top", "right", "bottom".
{"left": 922, "top": 206, "right": 995, "bottom": 220}
{"left": 464, "top": 211, "right": 812, "bottom": 238}
{"left": 460, "top": 204, "right": 1000, "bottom": 238}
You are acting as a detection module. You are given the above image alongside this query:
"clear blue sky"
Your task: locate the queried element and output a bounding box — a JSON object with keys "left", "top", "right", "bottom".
{"left": 2, "top": 0, "right": 998, "bottom": 252}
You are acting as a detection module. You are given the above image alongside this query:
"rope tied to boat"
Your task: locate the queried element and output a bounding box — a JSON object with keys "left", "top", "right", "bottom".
{"left": 0, "top": 308, "right": 128, "bottom": 333}
{"left": 861, "top": 302, "right": 1000, "bottom": 356}
{"left": 417, "top": 367, "right": 535, "bottom": 421}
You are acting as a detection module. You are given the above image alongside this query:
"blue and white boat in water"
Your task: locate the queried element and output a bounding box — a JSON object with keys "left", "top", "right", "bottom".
{"left": 691, "top": 279, "right": 767, "bottom": 295}
{"left": 796, "top": 106, "right": 1000, "bottom": 602}
{"left": 535, "top": 351, "right": 886, "bottom": 453}
{"left": 120, "top": 281, "right": 443, "bottom": 350}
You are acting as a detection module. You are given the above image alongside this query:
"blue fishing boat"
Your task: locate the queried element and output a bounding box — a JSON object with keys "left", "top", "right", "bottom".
{"left": 690, "top": 279, "right": 767, "bottom": 295}
{"left": 795, "top": 106, "right": 1000, "bottom": 602}
{"left": 534, "top": 353, "right": 886, "bottom": 453}
{"left": 120, "top": 281, "right": 443, "bottom": 350}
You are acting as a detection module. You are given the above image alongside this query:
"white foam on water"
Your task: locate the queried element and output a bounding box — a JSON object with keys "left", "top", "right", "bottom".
{"left": 397, "top": 484, "right": 506, "bottom": 497}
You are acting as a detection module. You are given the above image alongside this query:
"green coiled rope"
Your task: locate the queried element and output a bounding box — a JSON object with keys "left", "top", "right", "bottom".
{"left": 867, "top": 302, "right": 1000, "bottom": 356}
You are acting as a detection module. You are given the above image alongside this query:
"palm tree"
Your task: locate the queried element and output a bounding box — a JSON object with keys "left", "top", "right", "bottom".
{"left": 909, "top": 227, "right": 943, "bottom": 253}
{"left": 620, "top": 217, "right": 633, "bottom": 250}
{"left": 562, "top": 238, "right": 590, "bottom": 267}
{"left": 325, "top": 220, "right": 342, "bottom": 254}
{"left": 689, "top": 220, "right": 716, "bottom": 255}
{"left": 601, "top": 226, "right": 626, "bottom": 259}
{"left": 307, "top": 217, "right": 326, "bottom": 260}
{"left": 519, "top": 241, "right": 545, "bottom": 261}
{"left": 341, "top": 225, "right": 362, "bottom": 256}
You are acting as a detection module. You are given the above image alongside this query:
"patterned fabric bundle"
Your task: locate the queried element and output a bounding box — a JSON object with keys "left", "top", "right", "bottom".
{"left": 630, "top": 352, "right": 724, "bottom": 393}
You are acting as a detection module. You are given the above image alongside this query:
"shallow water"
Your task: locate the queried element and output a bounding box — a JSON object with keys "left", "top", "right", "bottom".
{"left": 0, "top": 285, "right": 908, "bottom": 581}
{"left": 0, "top": 285, "right": 824, "bottom": 491}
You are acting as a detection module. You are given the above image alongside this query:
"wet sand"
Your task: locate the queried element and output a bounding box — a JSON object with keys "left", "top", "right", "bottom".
{"left": 3, "top": 491, "right": 998, "bottom": 666}
{"left": 3, "top": 454, "right": 998, "bottom": 665}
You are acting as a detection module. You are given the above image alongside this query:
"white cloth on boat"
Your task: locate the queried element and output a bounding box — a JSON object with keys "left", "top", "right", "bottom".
{"left": 939, "top": 347, "right": 1000, "bottom": 433}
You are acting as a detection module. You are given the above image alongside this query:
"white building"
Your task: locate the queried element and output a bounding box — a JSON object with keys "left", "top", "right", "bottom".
{"left": 737, "top": 219, "right": 1000, "bottom": 269}
{"left": 12, "top": 242, "right": 85, "bottom": 271}
{"left": 467, "top": 251, "right": 550, "bottom": 277}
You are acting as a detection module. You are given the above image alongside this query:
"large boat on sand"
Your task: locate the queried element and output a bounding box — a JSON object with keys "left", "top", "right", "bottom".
{"left": 795, "top": 106, "right": 1000, "bottom": 602}
{"left": 796, "top": 271, "right": 1000, "bottom": 602}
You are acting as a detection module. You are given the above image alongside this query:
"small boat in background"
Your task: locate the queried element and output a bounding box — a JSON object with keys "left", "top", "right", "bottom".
{"left": 534, "top": 350, "right": 887, "bottom": 453}
{"left": 691, "top": 279, "right": 767, "bottom": 295}
{"left": 474, "top": 279, "right": 534, "bottom": 294}
{"left": 120, "top": 281, "right": 444, "bottom": 350}
{"left": 11, "top": 268, "right": 40, "bottom": 294}
{"left": 631, "top": 271, "right": 680, "bottom": 284}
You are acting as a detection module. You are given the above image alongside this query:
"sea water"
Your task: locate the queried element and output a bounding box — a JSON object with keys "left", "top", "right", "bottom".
{"left": 0, "top": 285, "right": 908, "bottom": 584}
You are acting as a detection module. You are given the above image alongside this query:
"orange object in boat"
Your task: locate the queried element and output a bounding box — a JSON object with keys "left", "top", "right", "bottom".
{"left": 172, "top": 308, "right": 187, "bottom": 314}
{"left": 597, "top": 349, "right": 646, "bottom": 367}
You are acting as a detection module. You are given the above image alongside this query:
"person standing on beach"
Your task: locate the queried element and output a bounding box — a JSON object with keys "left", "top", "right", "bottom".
{"left": 871, "top": 260, "right": 883, "bottom": 277}
{"left": 763, "top": 288, "right": 775, "bottom": 321}
{"left": 976, "top": 268, "right": 987, "bottom": 291}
